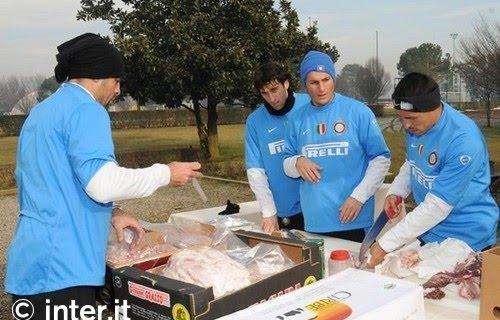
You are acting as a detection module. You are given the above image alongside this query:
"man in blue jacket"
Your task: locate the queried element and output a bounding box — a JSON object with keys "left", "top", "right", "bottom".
{"left": 6, "top": 33, "right": 200, "bottom": 318}
{"left": 369, "top": 72, "right": 499, "bottom": 266}
{"left": 283, "top": 51, "right": 391, "bottom": 242}
{"left": 245, "top": 62, "right": 309, "bottom": 233}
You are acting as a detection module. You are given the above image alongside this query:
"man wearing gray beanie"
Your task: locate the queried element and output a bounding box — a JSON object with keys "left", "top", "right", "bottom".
{"left": 5, "top": 33, "right": 201, "bottom": 318}
{"left": 283, "top": 50, "right": 391, "bottom": 242}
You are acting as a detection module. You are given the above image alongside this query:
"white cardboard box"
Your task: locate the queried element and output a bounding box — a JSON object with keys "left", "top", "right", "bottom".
{"left": 220, "top": 268, "right": 425, "bottom": 320}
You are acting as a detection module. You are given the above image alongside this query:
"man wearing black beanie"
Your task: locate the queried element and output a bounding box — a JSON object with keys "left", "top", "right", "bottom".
{"left": 5, "top": 33, "right": 202, "bottom": 318}
{"left": 368, "top": 72, "right": 498, "bottom": 267}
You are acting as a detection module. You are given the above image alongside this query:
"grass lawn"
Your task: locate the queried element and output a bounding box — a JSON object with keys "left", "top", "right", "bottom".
{"left": 0, "top": 122, "right": 498, "bottom": 177}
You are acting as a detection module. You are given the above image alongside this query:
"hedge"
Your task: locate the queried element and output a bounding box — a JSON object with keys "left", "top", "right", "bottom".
{"left": 0, "top": 108, "right": 251, "bottom": 137}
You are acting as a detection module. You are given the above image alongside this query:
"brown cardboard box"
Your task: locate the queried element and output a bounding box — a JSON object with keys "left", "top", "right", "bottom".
{"left": 480, "top": 246, "right": 500, "bottom": 320}
{"left": 107, "top": 230, "right": 323, "bottom": 320}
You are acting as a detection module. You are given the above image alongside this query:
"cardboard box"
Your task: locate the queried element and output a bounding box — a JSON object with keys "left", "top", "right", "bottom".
{"left": 107, "top": 230, "right": 323, "bottom": 320}
{"left": 220, "top": 268, "right": 425, "bottom": 320}
{"left": 480, "top": 246, "right": 500, "bottom": 320}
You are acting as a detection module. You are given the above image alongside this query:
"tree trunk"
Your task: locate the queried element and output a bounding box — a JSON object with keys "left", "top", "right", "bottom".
{"left": 207, "top": 96, "right": 220, "bottom": 160}
{"left": 485, "top": 93, "right": 492, "bottom": 128}
{"left": 193, "top": 100, "right": 210, "bottom": 160}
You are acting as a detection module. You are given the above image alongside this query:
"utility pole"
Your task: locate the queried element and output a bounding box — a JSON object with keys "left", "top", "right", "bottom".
{"left": 450, "top": 33, "right": 460, "bottom": 101}
{"left": 450, "top": 33, "right": 458, "bottom": 62}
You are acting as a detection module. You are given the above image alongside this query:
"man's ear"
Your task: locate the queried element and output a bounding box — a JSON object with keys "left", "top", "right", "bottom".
{"left": 283, "top": 80, "right": 290, "bottom": 91}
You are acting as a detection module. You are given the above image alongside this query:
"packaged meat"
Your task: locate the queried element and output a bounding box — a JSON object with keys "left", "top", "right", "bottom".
{"left": 106, "top": 230, "right": 177, "bottom": 268}
{"left": 151, "top": 246, "right": 252, "bottom": 298}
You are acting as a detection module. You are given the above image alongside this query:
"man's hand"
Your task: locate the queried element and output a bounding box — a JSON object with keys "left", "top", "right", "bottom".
{"left": 112, "top": 208, "right": 145, "bottom": 250}
{"left": 384, "top": 195, "right": 403, "bottom": 219}
{"left": 339, "top": 197, "right": 363, "bottom": 223}
{"left": 295, "top": 157, "right": 322, "bottom": 183}
{"left": 261, "top": 216, "right": 279, "bottom": 233}
{"left": 168, "top": 162, "right": 202, "bottom": 186}
{"left": 366, "top": 241, "right": 388, "bottom": 268}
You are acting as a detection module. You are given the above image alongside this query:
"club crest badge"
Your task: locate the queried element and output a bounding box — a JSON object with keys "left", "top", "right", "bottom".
{"left": 333, "top": 121, "right": 346, "bottom": 134}
{"left": 317, "top": 123, "right": 327, "bottom": 135}
{"left": 428, "top": 151, "right": 438, "bottom": 166}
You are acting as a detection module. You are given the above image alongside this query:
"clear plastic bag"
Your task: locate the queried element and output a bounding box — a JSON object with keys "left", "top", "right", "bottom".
{"left": 143, "top": 217, "right": 214, "bottom": 248}
{"left": 151, "top": 246, "right": 252, "bottom": 298}
{"left": 147, "top": 221, "right": 296, "bottom": 297}
{"left": 207, "top": 216, "right": 257, "bottom": 230}
{"left": 238, "top": 243, "right": 295, "bottom": 281}
{"left": 106, "top": 229, "right": 177, "bottom": 268}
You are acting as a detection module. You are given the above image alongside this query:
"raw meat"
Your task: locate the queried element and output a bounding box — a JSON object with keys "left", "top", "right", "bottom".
{"left": 154, "top": 246, "right": 252, "bottom": 298}
{"left": 107, "top": 231, "right": 176, "bottom": 268}
{"left": 401, "top": 250, "right": 420, "bottom": 269}
{"left": 424, "top": 287, "right": 445, "bottom": 300}
{"left": 422, "top": 253, "right": 482, "bottom": 300}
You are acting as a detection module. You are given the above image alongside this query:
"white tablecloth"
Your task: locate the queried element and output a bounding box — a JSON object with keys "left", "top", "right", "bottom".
{"left": 169, "top": 184, "right": 480, "bottom": 320}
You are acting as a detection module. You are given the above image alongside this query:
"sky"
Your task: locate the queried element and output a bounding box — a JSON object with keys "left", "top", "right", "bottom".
{"left": 1, "top": 0, "right": 499, "bottom": 80}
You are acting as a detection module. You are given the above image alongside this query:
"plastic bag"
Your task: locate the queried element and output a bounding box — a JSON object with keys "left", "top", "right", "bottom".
{"left": 151, "top": 246, "right": 252, "bottom": 298}
{"left": 236, "top": 243, "right": 295, "bottom": 281}
{"left": 106, "top": 230, "right": 177, "bottom": 268}
{"left": 143, "top": 217, "right": 214, "bottom": 248}
{"left": 375, "top": 241, "right": 420, "bottom": 278}
{"left": 207, "top": 216, "right": 258, "bottom": 231}
{"left": 148, "top": 221, "right": 296, "bottom": 297}
{"left": 375, "top": 238, "right": 473, "bottom": 279}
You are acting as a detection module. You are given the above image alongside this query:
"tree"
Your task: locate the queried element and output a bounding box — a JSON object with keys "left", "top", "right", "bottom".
{"left": 77, "top": 0, "right": 338, "bottom": 160}
{"left": 335, "top": 64, "right": 365, "bottom": 100}
{"left": 0, "top": 75, "right": 44, "bottom": 114}
{"left": 37, "top": 76, "right": 59, "bottom": 102}
{"left": 397, "top": 43, "right": 451, "bottom": 83}
{"left": 355, "top": 58, "right": 391, "bottom": 105}
{"left": 455, "top": 15, "right": 499, "bottom": 127}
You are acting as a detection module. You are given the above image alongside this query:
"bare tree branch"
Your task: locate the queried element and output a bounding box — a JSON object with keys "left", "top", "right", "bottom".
{"left": 355, "top": 58, "right": 391, "bottom": 105}
{"left": 455, "top": 13, "right": 499, "bottom": 127}
{"left": 0, "top": 75, "right": 44, "bottom": 114}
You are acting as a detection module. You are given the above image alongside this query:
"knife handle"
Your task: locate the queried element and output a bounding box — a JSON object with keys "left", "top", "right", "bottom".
{"left": 386, "top": 196, "right": 403, "bottom": 219}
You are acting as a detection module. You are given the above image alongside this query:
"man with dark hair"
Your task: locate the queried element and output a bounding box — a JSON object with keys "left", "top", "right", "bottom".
{"left": 5, "top": 33, "right": 201, "bottom": 318}
{"left": 283, "top": 51, "right": 391, "bottom": 242}
{"left": 369, "top": 72, "right": 499, "bottom": 267}
{"left": 245, "top": 61, "right": 309, "bottom": 233}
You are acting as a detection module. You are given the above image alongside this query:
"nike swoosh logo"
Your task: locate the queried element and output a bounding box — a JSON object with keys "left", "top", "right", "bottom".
{"left": 410, "top": 144, "right": 419, "bottom": 148}
{"left": 302, "top": 129, "right": 311, "bottom": 135}
{"left": 268, "top": 127, "right": 277, "bottom": 133}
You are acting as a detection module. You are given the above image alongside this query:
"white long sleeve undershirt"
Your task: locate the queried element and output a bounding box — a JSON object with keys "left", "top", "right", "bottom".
{"left": 350, "top": 155, "right": 391, "bottom": 204}
{"left": 247, "top": 168, "right": 277, "bottom": 218}
{"left": 387, "top": 160, "right": 412, "bottom": 198}
{"left": 283, "top": 155, "right": 301, "bottom": 178}
{"left": 85, "top": 161, "right": 171, "bottom": 203}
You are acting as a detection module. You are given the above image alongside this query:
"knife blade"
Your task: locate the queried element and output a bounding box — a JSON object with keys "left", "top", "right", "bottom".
{"left": 358, "top": 210, "right": 389, "bottom": 265}
{"left": 192, "top": 178, "right": 208, "bottom": 203}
